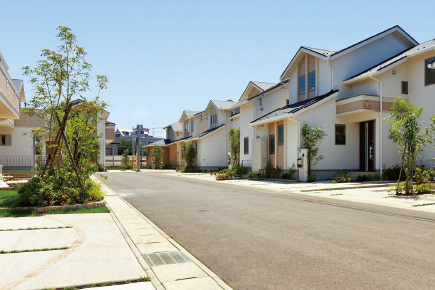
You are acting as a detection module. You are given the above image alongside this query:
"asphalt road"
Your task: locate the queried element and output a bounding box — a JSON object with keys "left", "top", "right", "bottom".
{"left": 100, "top": 171, "right": 435, "bottom": 290}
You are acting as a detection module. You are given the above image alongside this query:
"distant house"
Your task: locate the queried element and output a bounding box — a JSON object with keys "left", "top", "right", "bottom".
{"left": 107, "top": 126, "right": 163, "bottom": 156}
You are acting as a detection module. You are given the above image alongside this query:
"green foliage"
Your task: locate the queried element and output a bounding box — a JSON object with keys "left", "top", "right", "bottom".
{"left": 121, "top": 149, "right": 132, "bottom": 169}
{"left": 182, "top": 142, "right": 196, "bottom": 171}
{"left": 247, "top": 171, "right": 259, "bottom": 179}
{"left": 383, "top": 164, "right": 403, "bottom": 181}
{"left": 18, "top": 169, "right": 105, "bottom": 206}
{"left": 302, "top": 124, "right": 327, "bottom": 176}
{"left": 308, "top": 173, "right": 317, "bottom": 182}
{"left": 387, "top": 97, "right": 435, "bottom": 194}
{"left": 118, "top": 139, "right": 133, "bottom": 155}
{"left": 415, "top": 183, "right": 432, "bottom": 194}
{"left": 281, "top": 168, "right": 295, "bottom": 180}
{"left": 22, "top": 26, "right": 109, "bottom": 206}
{"left": 0, "top": 190, "right": 20, "bottom": 208}
{"left": 356, "top": 174, "right": 380, "bottom": 182}
{"left": 262, "top": 161, "right": 281, "bottom": 178}
{"left": 414, "top": 168, "right": 435, "bottom": 185}
{"left": 214, "top": 165, "right": 249, "bottom": 180}
{"left": 228, "top": 128, "right": 240, "bottom": 165}
{"left": 153, "top": 146, "right": 164, "bottom": 169}
{"left": 333, "top": 169, "right": 352, "bottom": 183}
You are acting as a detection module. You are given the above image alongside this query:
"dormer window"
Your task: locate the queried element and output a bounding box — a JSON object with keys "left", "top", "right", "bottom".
{"left": 298, "top": 75, "right": 306, "bottom": 95}
{"left": 309, "top": 71, "right": 316, "bottom": 91}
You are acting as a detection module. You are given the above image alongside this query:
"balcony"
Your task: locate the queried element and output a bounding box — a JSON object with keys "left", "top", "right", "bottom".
{"left": 0, "top": 61, "right": 21, "bottom": 119}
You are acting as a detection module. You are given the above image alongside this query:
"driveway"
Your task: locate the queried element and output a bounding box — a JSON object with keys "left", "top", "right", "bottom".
{"left": 99, "top": 171, "right": 435, "bottom": 290}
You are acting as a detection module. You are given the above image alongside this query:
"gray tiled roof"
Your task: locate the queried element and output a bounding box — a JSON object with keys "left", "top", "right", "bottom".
{"left": 252, "top": 81, "right": 276, "bottom": 91}
{"left": 211, "top": 100, "right": 234, "bottom": 110}
{"left": 148, "top": 139, "right": 171, "bottom": 146}
{"left": 345, "top": 39, "right": 435, "bottom": 82}
{"left": 11, "top": 79, "right": 23, "bottom": 92}
{"left": 251, "top": 90, "right": 338, "bottom": 124}
{"left": 303, "top": 47, "right": 335, "bottom": 57}
{"left": 184, "top": 110, "right": 201, "bottom": 118}
{"left": 15, "top": 111, "right": 45, "bottom": 127}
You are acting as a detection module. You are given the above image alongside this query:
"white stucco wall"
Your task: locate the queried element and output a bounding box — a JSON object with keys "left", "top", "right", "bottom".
{"left": 0, "top": 127, "right": 34, "bottom": 155}
{"left": 196, "top": 126, "right": 228, "bottom": 168}
{"left": 239, "top": 104, "right": 254, "bottom": 167}
{"left": 97, "top": 118, "right": 105, "bottom": 166}
{"left": 252, "top": 86, "right": 289, "bottom": 121}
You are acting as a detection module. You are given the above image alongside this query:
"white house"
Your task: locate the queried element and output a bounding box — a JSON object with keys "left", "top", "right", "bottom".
{"left": 250, "top": 25, "right": 433, "bottom": 180}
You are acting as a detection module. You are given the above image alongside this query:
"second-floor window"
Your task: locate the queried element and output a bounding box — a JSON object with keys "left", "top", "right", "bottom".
{"left": 401, "top": 81, "right": 408, "bottom": 94}
{"left": 425, "top": 57, "right": 435, "bottom": 86}
{"left": 185, "top": 122, "right": 189, "bottom": 132}
{"left": 309, "top": 71, "right": 316, "bottom": 92}
{"left": 191, "top": 121, "right": 194, "bottom": 132}
{"left": 299, "top": 75, "right": 306, "bottom": 95}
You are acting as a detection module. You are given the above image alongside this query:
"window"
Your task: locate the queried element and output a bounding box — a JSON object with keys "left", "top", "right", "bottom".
{"left": 335, "top": 125, "right": 346, "bottom": 145}
{"left": 401, "top": 81, "right": 408, "bottom": 94}
{"left": 185, "top": 122, "right": 189, "bottom": 132}
{"left": 299, "top": 75, "right": 306, "bottom": 95}
{"left": 244, "top": 137, "right": 249, "bottom": 154}
{"left": 278, "top": 125, "right": 284, "bottom": 145}
{"left": 425, "top": 57, "right": 435, "bottom": 86}
{"left": 0, "top": 134, "right": 11, "bottom": 146}
{"left": 308, "top": 71, "right": 316, "bottom": 91}
{"left": 286, "top": 99, "right": 289, "bottom": 106}
{"left": 191, "top": 121, "right": 194, "bottom": 132}
{"left": 269, "top": 135, "right": 275, "bottom": 154}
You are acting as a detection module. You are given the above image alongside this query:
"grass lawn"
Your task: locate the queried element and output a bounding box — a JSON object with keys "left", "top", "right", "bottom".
{"left": 0, "top": 190, "right": 109, "bottom": 217}
{"left": 0, "top": 190, "right": 20, "bottom": 208}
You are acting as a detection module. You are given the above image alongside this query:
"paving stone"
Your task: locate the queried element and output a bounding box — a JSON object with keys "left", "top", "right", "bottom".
{"left": 151, "top": 262, "right": 207, "bottom": 283}
{"left": 163, "top": 277, "right": 223, "bottom": 290}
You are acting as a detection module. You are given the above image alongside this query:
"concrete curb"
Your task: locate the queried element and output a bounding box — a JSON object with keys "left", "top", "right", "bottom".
{"left": 94, "top": 176, "right": 232, "bottom": 290}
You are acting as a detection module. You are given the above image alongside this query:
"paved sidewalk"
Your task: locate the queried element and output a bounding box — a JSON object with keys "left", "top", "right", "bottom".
{"left": 142, "top": 170, "right": 435, "bottom": 214}
{"left": 100, "top": 180, "right": 233, "bottom": 290}
{"left": 0, "top": 213, "right": 153, "bottom": 290}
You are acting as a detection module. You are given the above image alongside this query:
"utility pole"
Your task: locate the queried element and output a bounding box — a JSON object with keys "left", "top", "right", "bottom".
{"left": 136, "top": 124, "right": 142, "bottom": 172}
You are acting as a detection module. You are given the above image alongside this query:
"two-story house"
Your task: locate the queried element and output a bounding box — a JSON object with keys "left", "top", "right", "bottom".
{"left": 250, "top": 25, "right": 422, "bottom": 180}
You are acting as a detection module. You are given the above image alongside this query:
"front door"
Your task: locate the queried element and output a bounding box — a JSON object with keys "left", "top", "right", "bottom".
{"left": 359, "top": 121, "right": 375, "bottom": 171}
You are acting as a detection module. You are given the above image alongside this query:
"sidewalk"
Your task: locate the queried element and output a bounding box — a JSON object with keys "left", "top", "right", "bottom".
{"left": 151, "top": 170, "right": 435, "bottom": 214}
{"left": 100, "top": 181, "right": 232, "bottom": 290}
{"left": 0, "top": 212, "right": 153, "bottom": 290}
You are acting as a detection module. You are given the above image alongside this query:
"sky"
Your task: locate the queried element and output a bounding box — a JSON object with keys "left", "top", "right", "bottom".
{"left": 1, "top": 0, "right": 434, "bottom": 138}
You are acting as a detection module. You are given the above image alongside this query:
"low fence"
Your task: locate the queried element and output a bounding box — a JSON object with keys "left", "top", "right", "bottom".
{"left": 0, "top": 155, "right": 46, "bottom": 173}
{"left": 105, "top": 155, "right": 146, "bottom": 168}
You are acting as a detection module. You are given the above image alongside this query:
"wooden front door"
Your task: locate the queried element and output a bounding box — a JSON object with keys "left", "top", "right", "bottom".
{"left": 359, "top": 121, "right": 375, "bottom": 171}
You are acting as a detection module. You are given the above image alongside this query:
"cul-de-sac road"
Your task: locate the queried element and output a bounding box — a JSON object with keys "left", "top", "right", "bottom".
{"left": 100, "top": 171, "right": 435, "bottom": 290}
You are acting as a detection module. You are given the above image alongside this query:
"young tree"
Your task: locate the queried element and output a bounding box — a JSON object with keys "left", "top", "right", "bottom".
{"left": 153, "top": 146, "right": 164, "bottom": 169}
{"left": 121, "top": 149, "right": 132, "bottom": 169}
{"left": 228, "top": 128, "right": 240, "bottom": 165}
{"left": 118, "top": 139, "right": 133, "bottom": 155}
{"left": 387, "top": 97, "right": 435, "bottom": 194}
{"left": 182, "top": 142, "right": 196, "bottom": 171}
{"left": 301, "top": 124, "right": 327, "bottom": 179}
{"left": 19, "top": 26, "right": 108, "bottom": 205}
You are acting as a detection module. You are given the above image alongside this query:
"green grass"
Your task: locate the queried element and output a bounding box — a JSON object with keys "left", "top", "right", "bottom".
{"left": 0, "top": 190, "right": 20, "bottom": 208}
{"left": 44, "top": 206, "right": 110, "bottom": 215}
{"left": 0, "top": 206, "right": 110, "bottom": 218}
{"left": 413, "top": 202, "right": 435, "bottom": 207}
{"left": 0, "top": 208, "right": 37, "bottom": 218}
{"left": 0, "top": 246, "right": 68, "bottom": 254}
{"left": 0, "top": 226, "right": 72, "bottom": 232}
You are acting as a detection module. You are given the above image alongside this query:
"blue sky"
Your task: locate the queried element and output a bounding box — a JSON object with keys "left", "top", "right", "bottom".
{"left": 1, "top": 0, "right": 434, "bottom": 137}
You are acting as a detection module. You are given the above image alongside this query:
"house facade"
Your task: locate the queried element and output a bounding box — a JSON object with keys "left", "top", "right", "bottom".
{"left": 149, "top": 26, "right": 435, "bottom": 180}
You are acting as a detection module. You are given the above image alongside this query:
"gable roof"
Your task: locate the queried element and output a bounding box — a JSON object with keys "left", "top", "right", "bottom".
{"left": 344, "top": 39, "right": 435, "bottom": 84}
{"left": 164, "top": 122, "right": 183, "bottom": 132}
{"left": 211, "top": 100, "right": 234, "bottom": 110}
{"left": 247, "top": 79, "right": 289, "bottom": 101}
{"left": 330, "top": 25, "right": 418, "bottom": 60}
{"left": 251, "top": 90, "right": 338, "bottom": 125}
{"left": 239, "top": 80, "right": 276, "bottom": 101}
{"left": 280, "top": 25, "right": 418, "bottom": 81}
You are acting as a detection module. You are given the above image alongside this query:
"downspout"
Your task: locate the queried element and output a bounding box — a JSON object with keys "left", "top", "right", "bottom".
{"left": 371, "top": 75, "right": 383, "bottom": 179}
{"left": 328, "top": 58, "right": 334, "bottom": 91}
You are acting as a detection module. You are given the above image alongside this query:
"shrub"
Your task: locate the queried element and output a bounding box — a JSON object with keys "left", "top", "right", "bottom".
{"left": 121, "top": 149, "right": 132, "bottom": 169}
{"left": 308, "top": 173, "right": 317, "bottom": 182}
{"left": 383, "top": 164, "right": 403, "bottom": 181}
{"left": 247, "top": 171, "right": 259, "bottom": 179}
{"left": 414, "top": 168, "right": 435, "bottom": 185}
{"left": 153, "top": 146, "right": 164, "bottom": 169}
{"left": 416, "top": 183, "right": 432, "bottom": 194}
{"left": 333, "top": 169, "right": 352, "bottom": 183}
{"left": 18, "top": 169, "right": 104, "bottom": 206}
{"left": 262, "top": 161, "right": 281, "bottom": 178}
